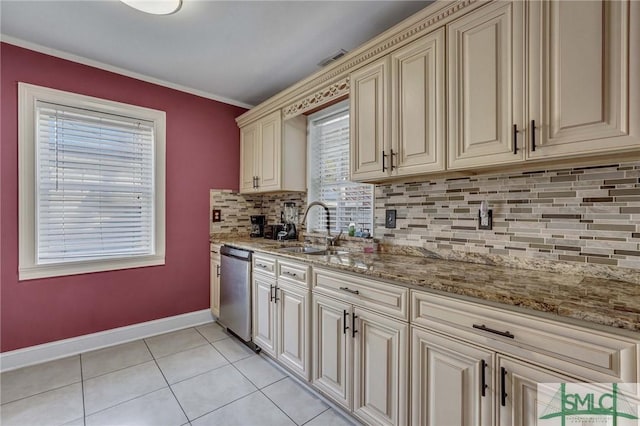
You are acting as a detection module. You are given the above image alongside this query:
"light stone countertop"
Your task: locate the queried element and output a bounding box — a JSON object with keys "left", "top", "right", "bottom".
{"left": 211, "top": 236, "right": 640, "bottom": 333}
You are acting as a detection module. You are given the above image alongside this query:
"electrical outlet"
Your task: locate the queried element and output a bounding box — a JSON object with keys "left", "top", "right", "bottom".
{"left": 385, "top": 209, "right": 396, "bottom": 228}
{"left": 212, "top": 209, "right": 221, "bottom": 222}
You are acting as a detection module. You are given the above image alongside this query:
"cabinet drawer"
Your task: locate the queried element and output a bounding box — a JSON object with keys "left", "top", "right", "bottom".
{"left": 210, "top": 243, "right": 221, "bottom": 261}
{"left": 253, "top": 254, "right": 276, "bottom": 276}
{"left": 313, "top": 267, "right": 408, "bottom": 321}
{"left": 278, "top": 259, "right": 309, "bottom": 287}
{"left": 411, "top": 291, "right": 639, "bottom": 386}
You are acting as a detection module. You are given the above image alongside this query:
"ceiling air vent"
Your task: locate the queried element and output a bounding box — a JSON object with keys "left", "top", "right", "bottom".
{"left": 318, "top": 49, "right": 348, "bottom": 67}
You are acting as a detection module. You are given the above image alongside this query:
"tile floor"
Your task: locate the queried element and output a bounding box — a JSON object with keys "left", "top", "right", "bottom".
{"left": 0, "top": 322, "right": 357, "bottom": 426}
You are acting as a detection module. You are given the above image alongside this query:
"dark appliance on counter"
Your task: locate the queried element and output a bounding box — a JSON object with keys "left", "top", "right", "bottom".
{"left": 250, "top": 215, "right": 266, "bottom": 238}
{"left": 263, "top": 224, "right": 284, "bottom": 240}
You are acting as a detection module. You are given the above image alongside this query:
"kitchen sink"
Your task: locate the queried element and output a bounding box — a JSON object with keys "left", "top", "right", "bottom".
{"left": 277, "top": 246, "right": 348, "bottom": 256}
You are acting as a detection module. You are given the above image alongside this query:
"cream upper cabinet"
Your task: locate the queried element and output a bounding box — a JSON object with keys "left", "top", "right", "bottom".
{"left": 411, "top": 326, "right": 493, "bottom": 426}
{"left": 391, "top": 28, "right": 446, "bottom": 177}
{"left": 239, "top": 111, "right": 306, "bottom": 194}
{"left": 448, "top": 1, "right": 525, "bottom": 170}
{"left": 351, "top": 29, "right": 446, "bottom": 182}
{"left": 350, "top": 57, "right": 390, "bottom": 181}
{"left": 527, "top": 0, "right": 640, "bottom": 159}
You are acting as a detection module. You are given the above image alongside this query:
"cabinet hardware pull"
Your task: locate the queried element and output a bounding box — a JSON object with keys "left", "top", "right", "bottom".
{"left": 269, "top": 284, "right": 274, "bottom": 302}
{"left": 500, "top": 367, "right": 508, "bottom": 407}
{"left": 390, "top": 149, "right": 396, "bottom": 170}
{"left": 343, "top": 310, "right": 349, "bottom": 335}
{"left": 531, "top": 120, "right": 536, "bottom": 151}
{"left": 352, "top": 314, "right": 358, "bottom": 338}
{"left": 284, "top": 271, "right": 298, "bottom": 278}
{"left": 216, "top": 264, "right": 220, "bottom": 277}
{"left": 473, "top": 324, "right": 514, "bottom": 339}
{"left": 255, "top": 176, "right": 259, "bottom": 188}
{"left": 274, "top": 286, "right": 279, "bottom": 303}
{"left": 481, "top": 359, "right": 488, "bottom": 397}
{"left": 252, "top": 176, "right": 256, "bottom": 188}
{"left": 256, "top": 263, "right": 268, "bottom": 270}
{"left": 512, "top": 124, "right": 518, "bottom": 154}
{"left": 339, "top": 287, "right": 360, "bottom": 295}
{"left": 382, "top": 150, "right": 388, "bottom": 172}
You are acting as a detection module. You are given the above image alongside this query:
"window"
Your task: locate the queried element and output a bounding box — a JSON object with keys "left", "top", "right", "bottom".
{"left": 307, "top": 101, "right": 374, "bottom": 234}
{"left": 18, "top": 83, "right": 166, "bottom": 280}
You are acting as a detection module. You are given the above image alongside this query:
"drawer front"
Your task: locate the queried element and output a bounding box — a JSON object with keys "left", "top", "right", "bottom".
{"left": 210, "top": 243, "right": 221, "bottom": 261}
{"left": 411, "top": 291, "right": 639, "bottom": 387}
{"left": 253, "top": 254, "right": 276, "bottom": 276}
{"left": 313, "top": 267, "right": 408, "bottom": 321}
{"left": 278, "top": 259, "right": 309, "bottom": 287}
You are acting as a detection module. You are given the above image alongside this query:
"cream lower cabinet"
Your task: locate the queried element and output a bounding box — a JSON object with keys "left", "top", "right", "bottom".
{"left": 252, "top": 255, "right": 311, "bottom": 380}
{"left": 411, "top": 326, "right": 493, "bottom": 426}
{"left": 497, "top": 356, "right": 578, "bottom": 426}
{"left": 209, "top": 244, "right": 221, "bottom": 317}
{"left": 252, "top": 271, "right": 277, "bottom": 356}
{"left": 312, "top": 291, "right": 408, "bottom": 426}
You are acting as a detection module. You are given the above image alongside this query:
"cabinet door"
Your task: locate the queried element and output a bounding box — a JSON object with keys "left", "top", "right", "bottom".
{"left": 352, "top": 307, "right": 408, "bottom": 426}
{"left": 239, "top": 123, "right": 258, "bottom": 193}
{"left": 391, "top": 28, "right": 446, "bottom": 176}
{"left": 252, "top": 273, "right": 277, "bottom": 356}
{"left": 277, "top": 282, "right": 310, "bottom": 380}
{"left": 448, "top": 1, "right": 525, "bottom": 169}
{"left": 257, "top": 110, "right": 282, "bottom": 192}
{"left": 528, "top": 0, "right": 639, "bottom": 159}
{"left": 497, "top": 356, "right": 578, "bottom": 426}
{"left": 411, "top": 326, "right": 494, "bottom": 426}
{"left": 312, "top": 293, "right": 352, "bottom": 410}
{"left": 210, "top": 260, "right": 220, "bottom": 317}
{"left": 350, "top": 57, "right": 390, "bottom": 181}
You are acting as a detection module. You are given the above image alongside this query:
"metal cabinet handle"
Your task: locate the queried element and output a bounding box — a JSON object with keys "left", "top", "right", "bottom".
{"left": 269, "top": 284, "right": 274, "bottom": 302}
{"left": 343, "top": 310, "right": 349, "bottom": 335}
{"left": 339, "top": 287, "right": 360, "bottom": 295}
{"left": 273, "top": 286, "right": 279, "bottom": 303}
{"left": 216, "top": 264, "right": 220, "bottom": 277}
{"left": 531, "top": 120, "right": 536, "bottom": 151}
{"left": 500, "top": 367, "right": 508, "bottom": 407}
{"left": 283, "top": 271, "right": 298, "bottom": 278}
{"left": 255, "top": 176, "right": 259, "bottom": 188}
{"left": 351, "top": 314, "right": 358, "bottom": 338}
{"left": 390, "top": 148, "right": 396, "bottom": 170}
{"left": 473, "top": 324, "right": 514, "bottom": 339}
{"left": 512, "top": 124, "right": 518, "bottom": 154}
{"left": 382, "top": 150, "right": 388, "bottom": 172}
{"left": 256, "top": 263, "right": 268, "bottom": 270}
{"left": 481, "top": 359, "right": 488, "bottom": 397}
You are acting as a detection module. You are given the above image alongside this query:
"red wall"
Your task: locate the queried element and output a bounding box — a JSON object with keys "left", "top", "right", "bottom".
{"left": 0, "top": 43, "right": 246, "bottom": 352}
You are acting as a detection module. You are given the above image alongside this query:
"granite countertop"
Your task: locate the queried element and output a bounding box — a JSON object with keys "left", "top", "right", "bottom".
{"left": 211, "top": 236, "right": 640, "bottom": 333}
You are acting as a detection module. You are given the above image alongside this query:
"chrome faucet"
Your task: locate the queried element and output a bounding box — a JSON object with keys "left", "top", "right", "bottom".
{"left": 300, "top": 201, "right": 339, "bottom": 249}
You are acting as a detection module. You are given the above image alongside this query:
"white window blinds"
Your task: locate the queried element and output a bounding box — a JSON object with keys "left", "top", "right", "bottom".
{"left": 308, "top": 105, "right": 374, "bottom": 233}
{"left": 36, "top": 101, "right": 155, "bottom": 263}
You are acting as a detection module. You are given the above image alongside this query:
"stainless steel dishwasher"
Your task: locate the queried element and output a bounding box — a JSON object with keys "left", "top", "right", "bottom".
{"left": 219, "top": 245, "right": 258, "bottom": 350}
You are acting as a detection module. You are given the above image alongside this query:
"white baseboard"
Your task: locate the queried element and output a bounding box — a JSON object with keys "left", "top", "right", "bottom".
{"left": 0, "top": 309, "right": 215, "bottom": 372}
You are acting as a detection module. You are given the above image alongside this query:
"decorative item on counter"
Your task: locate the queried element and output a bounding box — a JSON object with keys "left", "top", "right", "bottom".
{"left": 348, "top": 221, "right": 356, "bottom": 237}
{"left": 363, "top": 239, "right": 377, "bottom": 253}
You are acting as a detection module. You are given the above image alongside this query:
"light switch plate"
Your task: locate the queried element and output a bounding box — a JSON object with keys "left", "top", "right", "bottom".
{"left": 385, "top": 209, "right": 396, "bottom": 228}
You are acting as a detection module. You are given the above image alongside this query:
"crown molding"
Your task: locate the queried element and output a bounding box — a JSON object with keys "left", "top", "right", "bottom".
{"left": 236, "top": 0, "right": 484, "bottom": 127}
{"left": 0, "top": 35, "right": 254, "bottom": 110}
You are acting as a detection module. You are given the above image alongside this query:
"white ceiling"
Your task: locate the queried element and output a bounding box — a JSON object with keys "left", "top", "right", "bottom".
{"left": 1, "top": 0, "right": 431, "bottom": 108}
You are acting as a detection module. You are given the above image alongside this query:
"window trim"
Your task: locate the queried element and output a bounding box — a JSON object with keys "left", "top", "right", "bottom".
{"left": 18, "top": 83, "right": 166, "bottom": 280}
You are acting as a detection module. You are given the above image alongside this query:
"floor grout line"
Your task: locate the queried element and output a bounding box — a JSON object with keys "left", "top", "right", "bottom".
{"left": 142, "top": 339, "right": 191, "bottom": 424}
{"left": 187, "top": 389, "right": 261, "bottom": 424}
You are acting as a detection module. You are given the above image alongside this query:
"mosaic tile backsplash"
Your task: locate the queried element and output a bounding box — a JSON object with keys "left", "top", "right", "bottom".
{"left": 375, "top": 162, "right": 640, "bottom": 271}
{"left": 211, "top": 161, "right": 640, "bottom": 276}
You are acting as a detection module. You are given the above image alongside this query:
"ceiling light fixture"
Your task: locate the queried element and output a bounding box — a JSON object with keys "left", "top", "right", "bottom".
{"left": 120, "top": 0, "right": 182, "bottom": 15}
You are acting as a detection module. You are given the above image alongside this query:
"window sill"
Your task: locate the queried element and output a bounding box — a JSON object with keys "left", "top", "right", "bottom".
{"left": 19, "top": 255, "right": 165, "bottom": 281}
